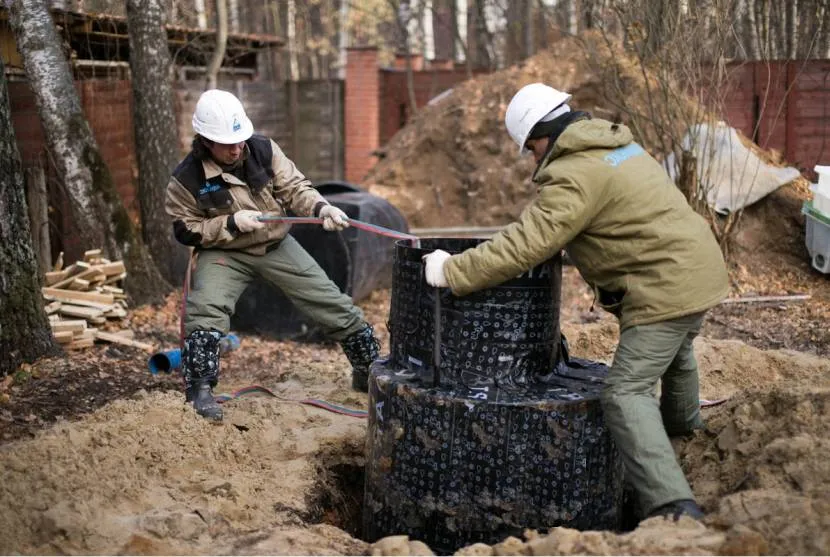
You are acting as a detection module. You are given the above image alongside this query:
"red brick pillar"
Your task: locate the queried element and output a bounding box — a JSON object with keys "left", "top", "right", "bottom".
{"left": 345, "top": 47, "right": 380, "bottom": 183}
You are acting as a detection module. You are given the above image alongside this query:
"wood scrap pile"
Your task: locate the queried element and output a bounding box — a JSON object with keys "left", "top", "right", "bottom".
{"left": 43, "top": 250, "right": 154, "bottom": 352}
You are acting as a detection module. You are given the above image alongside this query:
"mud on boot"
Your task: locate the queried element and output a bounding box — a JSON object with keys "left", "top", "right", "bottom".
{"left": 340, "top": 324, "right": 380, "bottom": 392}
{"left": 181, "top": 329, "right": 224, "bottom": 421}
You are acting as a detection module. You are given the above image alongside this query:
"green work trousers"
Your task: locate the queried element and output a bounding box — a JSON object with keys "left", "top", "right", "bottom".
{"left": 184, "top": 235, "right": 366, "bottom": 341}
{"left": 601, "top": 311, "right": 706, "bottom": 515}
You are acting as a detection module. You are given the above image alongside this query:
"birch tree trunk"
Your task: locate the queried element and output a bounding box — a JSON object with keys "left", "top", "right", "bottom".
{"left": 126, "top": 0, "right": 190, "bottom": 286}
{"left": 10, "top": 0, "right": 170, "bottom": 306}
{"left": 785, "top": 0, "right": 798, "bottom": 59}
{"left": 743, "top": 0, "right": 761, "bottom": 59}
{"left": 205, "top": 0, "right": 228, "bottom": 89}
{"left": 0, "top": 56, "right": 60, "bottom": 375}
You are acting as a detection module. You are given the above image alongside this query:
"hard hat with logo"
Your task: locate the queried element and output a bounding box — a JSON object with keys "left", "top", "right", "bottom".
{"left": 192, "top": 89, "right": 254, "bottom": 144}
{"left": 505, "top": 83, "right": 572, "bottom": 155}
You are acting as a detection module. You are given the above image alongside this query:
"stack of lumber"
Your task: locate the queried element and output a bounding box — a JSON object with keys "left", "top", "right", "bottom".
{"left": 43, "top": 250, "right": 154, "bottom": 352}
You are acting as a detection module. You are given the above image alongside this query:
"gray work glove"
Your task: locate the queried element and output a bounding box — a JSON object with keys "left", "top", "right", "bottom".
{"left": 319, "top": 205, "right": 350, "bottom": 232}
{"left": 233, "top": 209, "right": 265, "bottom": 233}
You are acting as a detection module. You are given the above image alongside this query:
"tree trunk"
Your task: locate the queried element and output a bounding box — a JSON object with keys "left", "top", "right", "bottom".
{"left": 470, "top": 0, "right": 493, "bottom": 70}
{"left": 0, "top": 56, "right": 60, "bottom": 376}
{"left": 786, "top": 0, "right": 798, "bottom": 59}
{"left": 25, "top": 165, "right": 51, "bottom": 276}
{"left": 10, "top": 0, "right": 170, "bottom": 306}
{"left": 205, "top": 0, "right": 229, "bottom": 89}
{"left": 744, "top": 0, "right": 761, "bottom": 59}
{"left": 126, "top": 0, "right": 190, "bottom": 286}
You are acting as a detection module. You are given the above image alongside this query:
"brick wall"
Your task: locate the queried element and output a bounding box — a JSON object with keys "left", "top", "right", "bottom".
{"left": 9, "top": 79, "right": 138, "bottom": 208}
{"left": 9, "top": 79, "right": 138, "bottom": 261}
{"left": 379, "top": 67, "right": 482, "bottom": 145}
{"left": 344, "top": 47, "right": 381, "bottom": 184}
{"left": 722, "top": 60, "right": 830, "bottom": 180}
{"left": 344, "top": 47, "right": 484, "bottom": 182}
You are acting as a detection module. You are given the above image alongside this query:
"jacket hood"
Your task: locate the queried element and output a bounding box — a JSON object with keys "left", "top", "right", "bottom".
{"left": 542, "top": 118, "right": 634, "bottom": 166}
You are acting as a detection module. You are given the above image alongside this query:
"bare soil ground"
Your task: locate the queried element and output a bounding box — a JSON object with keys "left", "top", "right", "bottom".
{"left": 1, "top": 210, "right": 829, "bottom": 555}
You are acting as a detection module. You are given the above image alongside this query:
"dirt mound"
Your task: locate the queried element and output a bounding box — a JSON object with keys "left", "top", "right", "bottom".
{"left": 2, "top": 305, "right": 828, "bottom": 555}
{"left": 0, "top": 390, "right": 369, "bottom": 555}
{"left": 365, "top": 33, "right": 699, "bottom": 229}
{"left": 684, "top": 384, "right": 830, "bottom": 555}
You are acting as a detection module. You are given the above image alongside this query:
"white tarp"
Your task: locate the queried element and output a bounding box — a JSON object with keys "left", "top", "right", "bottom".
{"left": 665, "top": 122, "right": 801, "bottom": 214}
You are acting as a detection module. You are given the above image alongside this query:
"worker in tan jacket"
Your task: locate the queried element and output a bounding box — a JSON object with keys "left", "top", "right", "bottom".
{"left": 423, "top": 83, "right": 729, "bottom": 522}
{"left": 166, "top": 89, "right": 379, "bottom": 421}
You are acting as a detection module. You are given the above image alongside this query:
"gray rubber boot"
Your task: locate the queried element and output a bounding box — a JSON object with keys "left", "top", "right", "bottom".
{"left": 181, "top": 330, "right": 223, "bottom": 421}
{"left": 340, "top": 324, "right": 380, "bottom": 392}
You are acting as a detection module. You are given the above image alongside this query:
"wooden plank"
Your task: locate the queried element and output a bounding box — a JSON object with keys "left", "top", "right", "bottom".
{"left": 58, "top": 305, "right": 104, "bottom": 320}
{"left": 49, "top": 262, "right": 93, "bottom": 289}
{"left": 100, "top": 286, "right": 124, "bottom": 295}
{"left": 67, "top": 278, "right": 90, "bottom": 291}
{"left": 720, "top": 294, "right": 811, "bottom": 305}
{"left": 103, "top": 272, "right": 127, "bottom": 285}
{"left": 52, "top": 251, "right": 64, "bottom": 272}
{"left": 113, "top": 330, "right": 135, "bottom": 339}
{"left": 42, "top": 287, "right": 114, "bottom": 306}
{"left": 99, "top": 261, "right": 126, "bottom": 276}
{"left": 53, "top": 330, "right": 74, "bottom": 343}
{"left": 104, "top": 306, "right": 127, "bottom": 319}
{"left": 94, "top": 330, "right": 154, "bottom": 351}
{"left": 49, "top": 320, "right": 88, "bottom": 333}
{"left": 44, "top": 301, "right": 62, "bottom": 315}
{"left": 88, "top": 316, "right": 106, "bottom": 325}
{"left": 83, "top": 249, "right": 102, "bottom": 262}
{"left": 45, "top": 268, "right": 73, "bottom": 286}
{"left": 67, "top": 337, "right": 95, "bottom": 350}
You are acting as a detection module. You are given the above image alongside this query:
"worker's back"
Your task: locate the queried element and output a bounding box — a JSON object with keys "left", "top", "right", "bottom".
{"left": 538, "top": 118, "right": 729, "bottom": 329}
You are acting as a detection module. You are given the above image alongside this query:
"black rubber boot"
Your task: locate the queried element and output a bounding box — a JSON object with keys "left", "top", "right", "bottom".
{"left": 340, "top": 324, "right": 380, "bottom": 392}
{"left": 191, "top": 383, "right": 223, "bottom": 422}
{"left": 647, "top": 499, "right": 704, "bottom": 521}
{"left": 181, "top": 329, "right": 223, "bottom": 421}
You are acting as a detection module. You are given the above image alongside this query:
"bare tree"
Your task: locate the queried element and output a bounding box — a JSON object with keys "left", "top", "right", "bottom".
{"left": 205, "top": 0, "right": 229, "bottom": 89}
{"left": 0, "top": 56, "right": 60, "bottom": 375}
{"left": 126, "top": 0, "right": 191, "bottom": 287}
{"left": 10, "top": 0, "right": 170, "bottom": 306}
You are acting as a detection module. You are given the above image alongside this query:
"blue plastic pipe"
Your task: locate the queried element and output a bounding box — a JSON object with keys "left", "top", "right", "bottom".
{"left": 148, "top": 334, "right": 240, "bottom": 374}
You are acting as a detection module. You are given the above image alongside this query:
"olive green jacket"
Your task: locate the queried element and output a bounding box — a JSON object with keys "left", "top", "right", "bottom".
{"left": 444, "top": 119, "right": 729, "bottom": 330}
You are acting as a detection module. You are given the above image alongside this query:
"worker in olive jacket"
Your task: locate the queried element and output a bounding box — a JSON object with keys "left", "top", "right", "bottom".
{"left": 166, "top": 89, "right": 379, "bottom": 421}
{"left": 423, "top": 83, "right": 728, "bottom": 522}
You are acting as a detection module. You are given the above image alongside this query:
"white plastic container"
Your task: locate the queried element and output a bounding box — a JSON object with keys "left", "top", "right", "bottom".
{"left": 812, "top": 165, "right": 830, "bottom": 217}
{"left": 803, "top": 201, "right": 830, "bottom": 274}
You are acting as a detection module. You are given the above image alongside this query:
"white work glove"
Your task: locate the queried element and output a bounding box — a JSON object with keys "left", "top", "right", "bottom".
{"left": 319, "top": 205, "right": 350, "bottom": 232}
{"left": 233, "top": 209, "right": 264, "bottom": 233}
{"left": 423, "top": 249, "right": 451, "bottom": 287}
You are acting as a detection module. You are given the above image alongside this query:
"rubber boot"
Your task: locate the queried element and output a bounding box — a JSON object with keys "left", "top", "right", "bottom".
{"left": 340, "top": 324, "right": 380, "bottom": 392}
{"left": 181, "top": 329, "right": 223, "bottom": 421}
{"left": 191, "top": 382, "right": 223, "bottom": 422}
{"left": 647, "top": 499, "right": 704, "bottom": 521}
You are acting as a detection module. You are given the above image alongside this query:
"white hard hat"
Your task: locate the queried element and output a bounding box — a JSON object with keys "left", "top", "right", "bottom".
{"left": 192, "top": 89, "right": 254, "bottom": 144}
{"left": 505, "top": 83, "right": 572, "bottom": 155}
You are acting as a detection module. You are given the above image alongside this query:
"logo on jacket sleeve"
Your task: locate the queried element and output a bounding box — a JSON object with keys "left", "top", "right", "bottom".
{"left": 604, "top": 143, "right": 645, "bottom": 167}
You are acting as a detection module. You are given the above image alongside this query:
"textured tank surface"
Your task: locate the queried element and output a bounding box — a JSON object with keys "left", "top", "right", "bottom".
{"left": 389, "top": 238, "right": 562, "bottom": 388}
{"left": 364, "top": 237, "right": 623, "bottom": 553}
{"left": 363, "top": 360, "right": 623, "bottom": 553}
